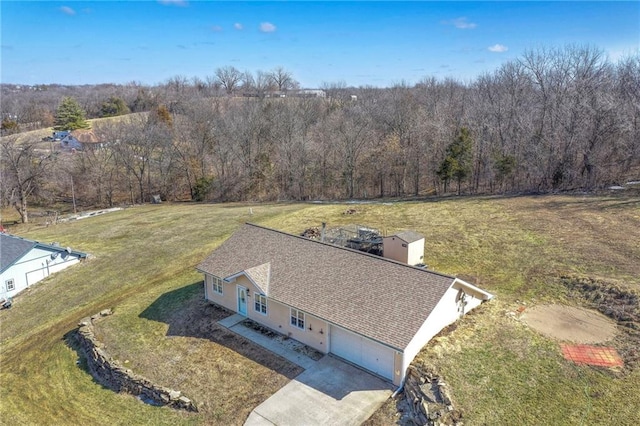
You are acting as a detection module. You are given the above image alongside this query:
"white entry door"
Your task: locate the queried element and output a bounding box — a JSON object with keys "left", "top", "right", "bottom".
{"left": 237, "top": 286, "right": 248, "bottom": 315}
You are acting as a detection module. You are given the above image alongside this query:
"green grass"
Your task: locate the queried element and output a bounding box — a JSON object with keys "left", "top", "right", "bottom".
{"left": 1, "top": 195, "right": 639, "bottom": 425}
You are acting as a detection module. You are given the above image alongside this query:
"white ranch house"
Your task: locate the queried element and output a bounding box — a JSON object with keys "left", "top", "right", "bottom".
{"left": 1, "top": 233, "right": 87, "bottom": 300}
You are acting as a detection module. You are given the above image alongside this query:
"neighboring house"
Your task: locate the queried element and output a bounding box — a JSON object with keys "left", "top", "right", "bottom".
{"left": 0, "top": 233, "right": 87, "bottom": 300}
{"left": 292, "top": 89, "right": 326, "bottom": 98}
{"left": 383, "top": 231, "right": 426, "bottom": 266}
{"left": 53, "top": 130, "right": 70, "bottom": 141}
{"left": 59, "top": 129, "right": 103, "bottom": 151}
{"left": 197, "top": 223, "right": 493, "bottom": 386}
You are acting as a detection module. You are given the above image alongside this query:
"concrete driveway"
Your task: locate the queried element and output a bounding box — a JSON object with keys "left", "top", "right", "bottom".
{"left": 244, "top": 356, "right": 394, "bottom": 426}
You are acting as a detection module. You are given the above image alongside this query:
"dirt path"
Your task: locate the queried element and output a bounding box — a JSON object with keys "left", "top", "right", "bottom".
{"left": 522, "top": 304, "right": 617, "bottom": 344}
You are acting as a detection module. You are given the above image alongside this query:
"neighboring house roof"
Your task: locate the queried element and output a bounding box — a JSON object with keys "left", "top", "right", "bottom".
{"left": 69, "top": 129, "right": 100, "bottom": 144}
{"left": 0, "top": 234, "right": 36, "bottom": 272}
{"left": 388, "top": 230, "right": 424, "bottom": 244}
{"left": 197, "top": 223, "right": 462, "bottom": 350}
{"left": 0, "top": 233, "right": 87, "bottom": 273}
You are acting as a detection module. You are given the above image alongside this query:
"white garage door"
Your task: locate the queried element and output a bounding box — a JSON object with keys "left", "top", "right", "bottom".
{"left": 329, "top": 325, "right": 395, "bottom": 381}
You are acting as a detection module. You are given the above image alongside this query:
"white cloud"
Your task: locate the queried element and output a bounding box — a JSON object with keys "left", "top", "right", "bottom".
{"left": 60, "top": 6, "right": 76, "bottom": 15}
{"left": 211, "top": 25, "right": 223, "bottom": 32}
{"left": 158, "top": 0, "right": 188, "bottom": 6}
{"left": 234, "top": 23, "right": 243, "bottom": 30}
{"left": 259, "top": 22, "right": 276, "bottom": 33}
{"left": 488, "top": 44, "right": 509, "bottom": 53}
{"left": 448, "top": 17, "right": 476, "bottom": 30}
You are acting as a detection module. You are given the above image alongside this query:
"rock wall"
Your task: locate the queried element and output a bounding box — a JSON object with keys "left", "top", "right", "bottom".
{"left": 402, "top": 365, "right": 462, "bottom": 426}
{"left": 74, "top": 309, "right": 197, "bottom": 412}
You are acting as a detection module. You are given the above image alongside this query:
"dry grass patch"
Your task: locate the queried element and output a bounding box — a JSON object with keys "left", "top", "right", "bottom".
{"left": 94, "top": 280, "right": 302, "bottom": 424}
{"left": 413, "top": 300, "right": 640, "bottom": 425}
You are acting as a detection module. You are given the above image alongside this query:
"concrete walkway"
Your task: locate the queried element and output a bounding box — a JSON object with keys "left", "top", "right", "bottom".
{"left": 218, "top": 315, "right": 392, "bottom": 425}
{"left": 217, "top": 314, "right": 318, "bottom": 369}
{"left": 245, "top": 356, "right": 393, "bottom": 426}
{"left": 218, "top": 313, "right": 245, "bottom": 328}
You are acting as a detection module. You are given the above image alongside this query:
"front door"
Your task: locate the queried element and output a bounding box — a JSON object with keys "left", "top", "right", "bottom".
{"left": 237, "top": 286, "right": 247, "bottom": 315}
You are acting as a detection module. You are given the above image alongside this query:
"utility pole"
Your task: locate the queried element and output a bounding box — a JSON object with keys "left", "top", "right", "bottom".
{"left": 71, "top": 176, "right": 77, "bottom": 214}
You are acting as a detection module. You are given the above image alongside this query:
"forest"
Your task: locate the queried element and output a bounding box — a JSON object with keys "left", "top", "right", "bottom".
{"left": 1, "top": 45, "right": 639, "bottom": 221}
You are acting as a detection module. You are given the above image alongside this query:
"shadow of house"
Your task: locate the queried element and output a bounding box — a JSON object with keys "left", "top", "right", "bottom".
{"left": 138, "top": 282, "right": 302, "bottom": 380}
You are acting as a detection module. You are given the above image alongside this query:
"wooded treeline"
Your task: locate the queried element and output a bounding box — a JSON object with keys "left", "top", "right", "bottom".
{"left": 2, "top": 46, "right": 639, "bottom": 218}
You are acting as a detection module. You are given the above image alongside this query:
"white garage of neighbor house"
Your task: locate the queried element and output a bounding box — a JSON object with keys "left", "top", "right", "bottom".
{"left": 197, "top": 223, "right": 493, "bottom": 386}
{"left": 1, "top": 233, "right": 87, "bottom": 300}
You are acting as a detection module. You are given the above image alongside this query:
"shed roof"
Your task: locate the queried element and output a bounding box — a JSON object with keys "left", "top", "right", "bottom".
{"left": 387, "top": 230, "right": 425, "bottom": 244}
{"left": 197, "top": 223, "right": 458, "bottom": 350}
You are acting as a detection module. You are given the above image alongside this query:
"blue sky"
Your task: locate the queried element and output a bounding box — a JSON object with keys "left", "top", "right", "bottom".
{"left": 1, "top": 1, "right": 638, "bottom": 87}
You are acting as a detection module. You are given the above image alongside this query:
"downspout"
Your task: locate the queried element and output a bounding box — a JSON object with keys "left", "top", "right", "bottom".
{"left": 392, "top": 377, "right": 406, "bottom": 398}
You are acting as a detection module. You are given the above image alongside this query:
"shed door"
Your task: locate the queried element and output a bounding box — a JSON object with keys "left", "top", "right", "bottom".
{"left": 329, "top": 325, "right": 395, "bottom": 381}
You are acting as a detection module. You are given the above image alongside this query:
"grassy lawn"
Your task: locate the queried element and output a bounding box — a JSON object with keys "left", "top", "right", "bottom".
{"left": 1, "top": 195, "right": 638, "bottom": 425}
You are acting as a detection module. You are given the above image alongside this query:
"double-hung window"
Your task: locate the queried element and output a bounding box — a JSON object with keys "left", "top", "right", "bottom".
{"left": 290, "top": 308, "right": 305, "bottom": 330}
{"left": 5, "top": 279, "right": 15, "bottom": 291}
{"left": 212, "top": 276, "right": 223, "bottom": 294}
{"left": 254, "top": 294, "right": 267, "bottom": 315}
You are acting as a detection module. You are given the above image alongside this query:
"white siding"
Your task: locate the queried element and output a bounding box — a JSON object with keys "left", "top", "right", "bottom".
{"left": 401, "top": 280, "right": 487, "bottom": 379}
{"left": 382, "top": 236, "right": 425, "bottom": 265}
{"left": 406, "top": 239, "right": 425, "bottom": 266}
{"left": 1, "top": 247, "right": 82, "bottom": 299}
{"left": 330, "top": 325, "right": 396, "bottom": 381}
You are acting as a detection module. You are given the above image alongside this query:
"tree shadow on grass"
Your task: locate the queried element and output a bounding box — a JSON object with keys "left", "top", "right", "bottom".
{"left": 139, "top": 281, "right": 302, "bottom": 380}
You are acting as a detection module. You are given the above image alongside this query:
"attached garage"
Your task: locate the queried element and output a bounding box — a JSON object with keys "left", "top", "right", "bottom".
{"left": 330, "top": 325, "right": 395, "bottom": 381}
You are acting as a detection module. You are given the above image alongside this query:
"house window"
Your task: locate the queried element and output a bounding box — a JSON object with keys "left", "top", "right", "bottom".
{"left": 212, "top": 276, "right": 223, "bottom": 294}
{"left": 6, "top": 279, "right": 15, "bottom": 291}
{"left": 254, "top": 294, "right": 267, "bottom": 315}
{"left": 290, "top": 308, "right": 305, "bottom": 330}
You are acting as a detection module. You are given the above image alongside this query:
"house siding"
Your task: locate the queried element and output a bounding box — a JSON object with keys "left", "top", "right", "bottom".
{"left": 1, "top": 247, "right": 82, "bottom": 299}
{"left": 393, "top": 351, "right": 403, "bottom": 386}
{"left": 204, "top": 273, "right": 237, "bottom": 312}
{"left": 401, "top": 279, "right": 485, "bottom": 378}
{"left": 204, "top": 273, "right": 330, "bottom": 353}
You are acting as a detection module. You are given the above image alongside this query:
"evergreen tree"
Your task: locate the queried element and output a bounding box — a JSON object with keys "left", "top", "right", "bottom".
{"left": 100, "top": 96, "right": 130, "bottom": 117}
{"left": 54, "top": 97, "right": 89, "bottom": 131}
{"left": 437, "top": 127, "right": 473, "bottom": 194}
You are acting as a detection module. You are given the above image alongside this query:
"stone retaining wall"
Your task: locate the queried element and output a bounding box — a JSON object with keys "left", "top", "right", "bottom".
{"left": 74, "top": 309, "right": 197, "bottom": 412}
{"left": 402, "top": 365, "right": 462, "bottom": 425}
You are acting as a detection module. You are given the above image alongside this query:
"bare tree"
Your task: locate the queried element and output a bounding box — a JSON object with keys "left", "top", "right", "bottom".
{"left": 215, "top": 66, "right": 242, "bottom": 95}
{"left": 1, "top": 136, "right": 55, "bottom": 223}
{"left": 269, "top": 67, "right": 298, "bottom": 92}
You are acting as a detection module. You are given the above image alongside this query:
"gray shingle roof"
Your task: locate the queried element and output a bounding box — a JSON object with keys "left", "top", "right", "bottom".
{"left": 197, "top": 223, "right": 457, "bottom": 350}
{"left": 1, "top": 233, "right": 88, "bottom": 273}
{"left": 1, "top": 234, "right": 36, "bottom": 272}
{"left": 390, "top": 230, "right": 425, "bottom": 244}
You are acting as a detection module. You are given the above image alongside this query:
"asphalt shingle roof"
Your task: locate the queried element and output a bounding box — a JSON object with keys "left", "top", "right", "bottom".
{"left": 1, "top": 234, "right": 87, "bottom": 274}
{"left": 1, "top": 234, "right": 36, "bottom": 272}
{"left": 391, "top": 230, "right": 425, "bottom": 244}
{"left": 197, "top": 223, "right": 456, "bottom": 350}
